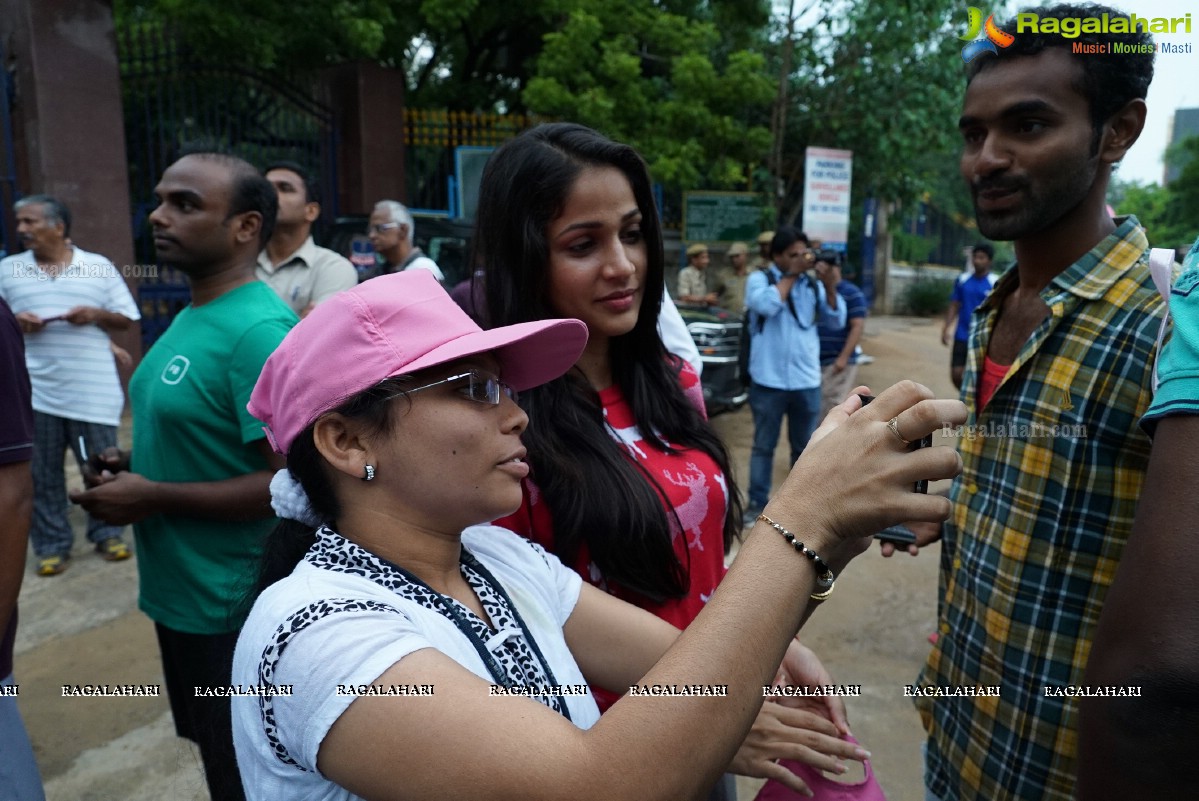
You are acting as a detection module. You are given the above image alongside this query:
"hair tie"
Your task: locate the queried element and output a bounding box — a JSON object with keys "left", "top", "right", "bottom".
{"left": 269, "top": 469, "right": 322, "bottom": 528}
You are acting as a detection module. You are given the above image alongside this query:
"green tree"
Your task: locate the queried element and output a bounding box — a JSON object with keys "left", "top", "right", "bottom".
{"left": 1109, "top": 137, "right": 1199, "bottom": 250}
{"left": 523, "top": 0, "right": 775, "bottom": 190}
{"left": 117, "top": 0, "right": 974, "bottom": 232}
{"left": 116, "top": 0, "right": 561, "bottom": 111}
{"left": 1162, "top": 136, "right": 1199, "bottom": 249}
{"left": 116, "top": 0, "right": 396, "bottom": 72}
{"left": 774, "top": 0, "right": 965, "bottom": 222}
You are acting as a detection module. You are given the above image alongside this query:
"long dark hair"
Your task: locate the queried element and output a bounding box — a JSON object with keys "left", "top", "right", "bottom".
{"left": 476, "top": 122, "right": 742, "bottom": 603}
{"left": 252, "top": 379, "right": 409, "bottom": 596}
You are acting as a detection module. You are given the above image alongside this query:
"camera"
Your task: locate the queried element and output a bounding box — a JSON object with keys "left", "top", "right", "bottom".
{"left": 812, "top": 249, "right": 841, "bottom": 266}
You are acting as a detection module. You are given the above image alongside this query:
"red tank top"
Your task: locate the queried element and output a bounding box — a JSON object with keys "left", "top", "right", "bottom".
{"left": 978, "top": 355, "right": 1011, "bottom": 410}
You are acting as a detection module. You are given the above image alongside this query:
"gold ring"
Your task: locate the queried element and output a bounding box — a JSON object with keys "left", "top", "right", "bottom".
{"left": 887, "top": 416, "right": 912, "bottom": 446}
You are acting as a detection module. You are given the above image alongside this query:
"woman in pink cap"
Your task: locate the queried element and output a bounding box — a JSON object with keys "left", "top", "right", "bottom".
{"left": 232, "top": 269, "right": 965, "bottom": 800}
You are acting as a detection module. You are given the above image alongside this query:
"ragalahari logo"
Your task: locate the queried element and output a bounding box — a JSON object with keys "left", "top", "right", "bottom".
{"left": 959, "top": 7, "right": 1015, "bottom": 62}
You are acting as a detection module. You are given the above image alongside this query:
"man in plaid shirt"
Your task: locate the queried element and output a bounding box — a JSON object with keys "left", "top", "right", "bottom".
{"left": 894, "top": 6, "right": 1162, "bottom": 799}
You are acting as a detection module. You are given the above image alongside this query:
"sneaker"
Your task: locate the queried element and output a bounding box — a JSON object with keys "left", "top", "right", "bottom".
{"left": 36, "top": 554, "right": 70, "bottom": 576}
{"left": 741, "top": 506, "right": 764, "bottom": 528}
{"left": 95, "top": 537, "right": 131, "bottom": 562}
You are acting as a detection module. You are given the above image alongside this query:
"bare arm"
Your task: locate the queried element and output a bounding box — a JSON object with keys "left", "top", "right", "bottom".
{"left": 315, "top": 384, "right": 965, "bottom": 801}
{"left": 70, "top": 440, "right": 285, "bottom": 524}
{"left": 64, "top": 306, "right": 135, "bottom": 332}
{"left": 942, "top": 301, "right": 961, "bottom": 346}
{"left": 1077, "top": 415, "right": 1199, "bottom": 798}
{"left": 834, "top": 317, "right": 866, "bottom": 371}
{"left": 0, "top": 460, "right": 33, "bottom": 645}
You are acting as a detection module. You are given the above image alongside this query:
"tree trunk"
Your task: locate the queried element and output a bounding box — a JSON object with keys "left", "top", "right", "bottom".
{"left": 874, "top": 201, "right": 895, "bottom": 314}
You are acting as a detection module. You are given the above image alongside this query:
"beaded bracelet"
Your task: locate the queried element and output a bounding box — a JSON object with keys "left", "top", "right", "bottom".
{"left": 757, "top": 514, "right": 836, "bottom": 594}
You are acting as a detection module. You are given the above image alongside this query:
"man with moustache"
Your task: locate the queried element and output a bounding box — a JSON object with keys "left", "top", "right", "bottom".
{"left": 895, "top": 6, "right": 1162, "bottom": 800}
{"left": 0, "top": 196, "right": 140, "bottom": 575}
{"left": 360, "top": 199, "right": 444, "bottom": 283}
{"left": 255, "top": 161, "right": 356, "bottom": 317}
{"left": 71, "top": 152, "right": 295, "bottom": 801}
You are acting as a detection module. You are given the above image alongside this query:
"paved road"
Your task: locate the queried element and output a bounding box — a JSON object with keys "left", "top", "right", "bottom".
{"left": 12, "top": 314, "right": 956, "bottom": 801}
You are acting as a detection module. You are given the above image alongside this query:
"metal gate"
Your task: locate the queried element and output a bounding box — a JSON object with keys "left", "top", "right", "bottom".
{"left": 117, "top": 23, "right": 339, "bottom": 348}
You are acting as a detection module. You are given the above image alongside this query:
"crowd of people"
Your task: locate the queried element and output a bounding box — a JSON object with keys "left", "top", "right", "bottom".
{"left": 1, "top": 3, "right": 1198, "bottom": 800}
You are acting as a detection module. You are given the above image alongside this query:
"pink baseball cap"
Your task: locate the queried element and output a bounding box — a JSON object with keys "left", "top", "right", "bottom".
{"left": 249, "top": 271, "right": 588, "bottom": 455}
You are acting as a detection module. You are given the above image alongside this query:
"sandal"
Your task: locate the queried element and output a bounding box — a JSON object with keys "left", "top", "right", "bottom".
{"left": 37, "top": 554, "right": 70, "bottom": 576}
{"left": 96, "top": 537, "right": 131, "bottom": 562}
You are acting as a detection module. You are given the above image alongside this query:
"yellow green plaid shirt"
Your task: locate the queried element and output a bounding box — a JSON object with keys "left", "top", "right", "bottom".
{"left": 916, "top": 217, "right": 1164, "bottom": 801}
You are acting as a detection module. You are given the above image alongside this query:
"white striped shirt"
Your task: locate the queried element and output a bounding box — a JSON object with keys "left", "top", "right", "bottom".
{"left": 0, "top": 247, "right": 140, "bottom": 426}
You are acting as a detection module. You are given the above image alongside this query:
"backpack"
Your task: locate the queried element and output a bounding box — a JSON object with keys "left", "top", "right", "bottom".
{"left": 737, "top": 268, "right": 818, "bottom": 388}
{"left": 1148, "top": 247, "right": 1178, "bottom": 392}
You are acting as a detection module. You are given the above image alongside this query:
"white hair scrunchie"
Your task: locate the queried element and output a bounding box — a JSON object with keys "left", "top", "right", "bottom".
{"left": 269, "top": 469, "right": 322, "bottom": 528}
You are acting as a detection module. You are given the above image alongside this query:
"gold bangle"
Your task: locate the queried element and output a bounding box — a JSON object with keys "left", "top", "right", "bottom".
{"left": 809, "top": 583, "right": 835, "bottom": 603}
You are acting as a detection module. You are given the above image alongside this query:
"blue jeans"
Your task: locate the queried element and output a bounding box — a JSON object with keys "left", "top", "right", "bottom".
{"left": 0, "top": 675, "right": 45, "bottom": 801}
{"left": 747, "top": 383, "right": 822, "bottom": 509}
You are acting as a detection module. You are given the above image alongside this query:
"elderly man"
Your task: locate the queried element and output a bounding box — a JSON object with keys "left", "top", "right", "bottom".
{"left": 361, "top": 199, "right": 444, "bottom": 283}
{"left": 0, "top": 195, "right": 139, "bottom": 576}
{"left": 255, "top": 161, "right": 356, "bottom": 317}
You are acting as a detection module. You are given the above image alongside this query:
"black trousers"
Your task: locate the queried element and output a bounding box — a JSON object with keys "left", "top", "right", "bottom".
{"left": 155, "top": 623, "right": 246, "bottom": 801}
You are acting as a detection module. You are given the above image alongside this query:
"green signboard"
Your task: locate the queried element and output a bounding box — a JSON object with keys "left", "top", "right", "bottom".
{"left": 683, "top": 192, "right": 764, "bottom": 242}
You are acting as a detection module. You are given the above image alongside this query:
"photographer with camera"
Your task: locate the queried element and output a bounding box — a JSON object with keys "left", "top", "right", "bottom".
{"left": 741, "top": 229, "right": 846, "bottom": 526}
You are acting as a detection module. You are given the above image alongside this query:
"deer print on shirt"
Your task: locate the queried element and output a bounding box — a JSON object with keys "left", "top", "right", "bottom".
{"left": 662, "top": 462, "right": 709, "bottom": 551}
{"left": 603, "top": 408, "right": 649, "bottom": 460}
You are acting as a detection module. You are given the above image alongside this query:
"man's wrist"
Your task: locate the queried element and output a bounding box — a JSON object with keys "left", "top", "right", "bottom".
{"left": 138, "top": 476, "right": 165, "bottom": 516}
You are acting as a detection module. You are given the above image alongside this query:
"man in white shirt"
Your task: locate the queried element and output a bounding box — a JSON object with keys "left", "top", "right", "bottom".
{"left": 0, "top": 195, "right": 140, "bottom": 575}
{"left": 255, "top": 162, "right": 356, "bottom": 317}
{"left": 361, "top": 199, "right": 445, "bottom": 283}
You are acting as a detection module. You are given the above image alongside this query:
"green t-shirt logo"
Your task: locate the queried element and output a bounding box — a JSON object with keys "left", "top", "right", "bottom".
{"left": 160, "top": 355, "right": 190, "bottom": 385}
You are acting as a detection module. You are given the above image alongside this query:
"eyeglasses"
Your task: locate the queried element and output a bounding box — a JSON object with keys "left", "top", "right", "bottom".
{"left": 404, "top": 369, "right": 517, "bottom": 406}
{"left": 368, "top": 222, "right": 400, "bottom": 234}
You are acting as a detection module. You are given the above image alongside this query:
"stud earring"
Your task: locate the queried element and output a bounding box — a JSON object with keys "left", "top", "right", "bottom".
{"left": 363, "top": 464, "right": 376, "bottom": 482}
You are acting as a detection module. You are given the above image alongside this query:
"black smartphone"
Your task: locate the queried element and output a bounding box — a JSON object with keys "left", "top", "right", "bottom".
{"left": 874, "top": 524, "right": 919, "bottom": 545}
{"left": 858, "top": 394, "right": 932, "bottom": 493}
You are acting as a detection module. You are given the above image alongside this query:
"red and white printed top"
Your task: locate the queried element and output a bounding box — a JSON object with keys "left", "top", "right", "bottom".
{"left": 493, "top": 364, "right": 729, "bottom": 710}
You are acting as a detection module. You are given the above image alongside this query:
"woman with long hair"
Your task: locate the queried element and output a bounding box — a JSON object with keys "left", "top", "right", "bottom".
{"left": 231, "top": 270, "right": 964, "bottom": 800}
{"left": 475, "top": 124, "right": 871, "bottom": 792}
{"left": 477, "top": 122, "right": 739, "bottom": 643}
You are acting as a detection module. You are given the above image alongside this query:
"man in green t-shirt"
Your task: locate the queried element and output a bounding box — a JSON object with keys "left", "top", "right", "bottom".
{"left": 72, "top": 152, "right": 296, "bottom": 801}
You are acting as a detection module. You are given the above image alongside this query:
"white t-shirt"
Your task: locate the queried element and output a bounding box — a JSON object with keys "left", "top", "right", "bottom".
{"left": 658, "top": 290, "right": 703, "bottom": 376}
{"left": 232, "top": 524, "right": 600, "bottom": 801}
{"left": 0, "top": 247, "right": 140, "bottom": 426}
{"left": 404, "top": 254, "right": 444, "bottom": 283}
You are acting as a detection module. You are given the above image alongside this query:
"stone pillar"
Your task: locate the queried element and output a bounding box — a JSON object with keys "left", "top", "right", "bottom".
{"left": 323, "top": 61, "right": 407, "bottom": 215}
{"left": 0, "top": 0, "right": 140, "bottom": 366}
